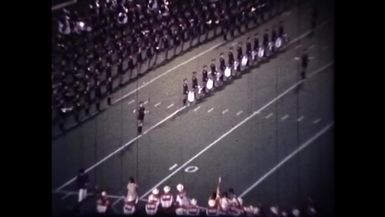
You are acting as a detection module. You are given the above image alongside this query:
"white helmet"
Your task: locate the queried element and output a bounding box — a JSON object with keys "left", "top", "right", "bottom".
{"left": 163, "top": 185, "right": 171, "bottom": 193}
{"left": 292, "top": 208, "right": 301, "bottom": 216}
{"left": 101, "top": 191, "right": 107, "bottom": 197}
{"left": 208, "top": 199, "right": 216, "bottom": 207}
{"left": 190, "top": 198, "right": 197, "bottom": 205}
{"left": 152, "top": 188, "right": 159, "bottom": 195}
{"left": 176, "top": 184, "right": 184, "bottom": 192}
{"left": 271, "top": 206, "right": 279, "bottom": 214}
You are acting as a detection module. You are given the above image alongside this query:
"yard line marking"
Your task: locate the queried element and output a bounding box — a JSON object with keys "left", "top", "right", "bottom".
{"left": 193, "top": 106, "right": 201, "bottom": 112}
{"left": 281, "top": 114, "right": 289, "bottom": 121}
{"left": 154, "top": 102, "right": 161, "bottom": 107}
{"left": 236, "top": 110, "right": 243, "bottom": 116}
{"left": 297, "top": 116, "right": 305, "bottom": 122}
{"left": 127, "top": 99, "right": 135, "bottom": 105}
{"left": 265, "top": 113, "right": 273, "bottom": 119}
{"left": 313, "top": 118, "right": 321, "bottom": 124}
{"left": 169, "top": 164, "right": 178, "bottom": 171}
{"left": 137, "top": 63, "right": 334, "bottom": 201}
{"left": 208, "top": 108, "right": 214, "bottom": 113}
{"left": 239, "top": 122, "right": 334, "bottom": 198}
{"left": 167, "top": 103, "right": 174, "bottom": 109}
{"left": 54, "top": 106, "right": 186, "bottom": 191}
{"left": 222, "top": 109, "right": 229, "bottom": 115}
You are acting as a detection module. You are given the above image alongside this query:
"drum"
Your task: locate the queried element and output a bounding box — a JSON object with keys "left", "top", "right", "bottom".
{"left": 224, "top": 67, "right": 231, "bottom": 77}
{"left": 97, "top": 205, "right": 107, "bottom": 213}
{"left": 188, "top": 91, "right": 195, "bottom": 102}
{"left": 241, "top": 56, "right": 248, "bottom": 66}
{"left": 123, "top": 203, "right": 136, "bottom": 215}
{"left": 206, "top": 78, "right": 214, "bottom": 90}
{"left": 145, "top": 203, "right": 158, "bottom": 215}
{"left": 258, "top": 48, "right": 264, "bottom": 58}
{"left": 275, "top": 37, "right": 282, "bottom": 48}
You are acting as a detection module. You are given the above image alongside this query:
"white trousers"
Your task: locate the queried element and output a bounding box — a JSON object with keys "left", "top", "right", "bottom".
{"left": 78, "top": 188, "right": 87, "bottom": 202}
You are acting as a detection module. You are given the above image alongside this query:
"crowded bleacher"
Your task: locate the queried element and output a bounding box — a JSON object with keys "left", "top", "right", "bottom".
{"left": 52, "top": 0, "right": 294, "bottom": 133}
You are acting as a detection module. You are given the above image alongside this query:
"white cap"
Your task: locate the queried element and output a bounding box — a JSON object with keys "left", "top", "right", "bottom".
{"left": 190, "top": 198, "right": 197, "bottom": 205}
{"left": 176, "top": 184, "right": 184, "bottom": 192}
{"left": 271, "top": 206, "right": 279, "bottom": 214}
{"left": 152, "top": 188, "right": 159, "bottom": 195}
{"left": 208, "top": 199, "right": 216, "bottom": 207}
{"left": 252, "top": 206, "right": 260, "bottom": 215}
{"left": 101, "top": 191, "right": 107, "bottom": 196}
{"left": 292, "top": 209, "right": 301, "bottom": 216}
{"left": 281, "top": 211, "right": 288, "bottom": 217}
{"left": 163, "top": 185, "right": 171, "bottom": 193}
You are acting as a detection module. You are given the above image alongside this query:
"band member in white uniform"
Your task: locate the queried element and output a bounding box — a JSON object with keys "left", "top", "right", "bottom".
{"left": 145, "top": 188, "right": 160, "bottom": 215}
{"left": 175, "top": 184, "right": 190, "bottom": 215}
{"left": 207, "top": 177, "right": 222, "bottom": 216}
{"left": 186, "top": 198, "right": 200, "bottom": 216}
{"left": 123, "top": 177, "right": 138, "bottom": 214}
{"left": 228, "top": 188, "right": 244, "bottom": 216}
{"left": 160, "top": 185, "right": 174, "bottom": 209}
{"left": 96, "top": 190, "right": 109, "bottom": 213}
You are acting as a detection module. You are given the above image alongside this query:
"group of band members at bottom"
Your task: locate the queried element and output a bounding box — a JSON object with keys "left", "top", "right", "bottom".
{"left": 91, "top": 176, "right": 317, "bottom": 216}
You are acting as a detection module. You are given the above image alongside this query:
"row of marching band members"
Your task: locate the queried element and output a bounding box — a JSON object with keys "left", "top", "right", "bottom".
{"left": 95, "top": 179, "right": 317, "bottom": 216}
{"left": 145, "top": 184, "right": 201, "bottom": 216}
{"left": 183, "top": 23, "right": 289, "bottom": 106}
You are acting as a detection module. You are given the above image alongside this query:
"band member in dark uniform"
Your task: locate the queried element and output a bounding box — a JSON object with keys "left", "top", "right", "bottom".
{"left": 127, "top": 55, "right": 135, "bottom": 81}
{"left": 182, "top": 79, "right": 189, "bottom": 106}
{"left": 77, "top": 168, "right": 89, "bottom": 203}
{"left": 263, "top": 29, "right": 269, "bottom": 55}
{"left": 192, "top": 72, "right": 198, "bottom": 91}
{"left": 136, "top": 47, "right": 143, "bottom": 76}
{"left": 278, "top": 22, "right": 285, "bottom": 38}
{"left": 95, "top": 80, "right": 102, "bottom": 110}
{"left": 236, "top": 43, "right": 243, "bottom": 71}
{"left": 219, "top": 53, "right": 226, "bottom": 72}
{"left": 192, "top": 71, "right": 198, "bottom": 98}
{"left": 246, "top": 37, "right": 252, "bottom": 65}
{"left": 301, "top": 49, "right": 309, "bottom": 79}
{"left": 271, "top": 26, "right": 278, "bottom": 45}
{"left": 228, "top": 47, "right": 235, "bottom": 68}
{"left": 137, "top": 101, "right": 146, "bottom": 135}
{"left": 202, "top": 65, "right": 208, "bottom": 93}
{"left": 118, "top": 57, "right": 125, "bottom": 86}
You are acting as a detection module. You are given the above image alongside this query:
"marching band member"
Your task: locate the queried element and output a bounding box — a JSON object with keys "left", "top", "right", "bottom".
{"left": 244, "top": 205, "right": 261, "bottom": 216}
{"left": 160, "top": 185, "right": 174, "bottom": 209}
{"left": 290, "top": 208, "right": 301, "bottom": 217}
{"left": 236, "top": 43, "right": 243, "bottom": 72}
{"left": 192, "top": 72, "right": 198, "bottom": 99}
{"left": 136, "top": 101, "right": 147, "bottom": 135}
{"left": 219, "top": 53, "right": 226, "bottom": 73}
{"left": 207, "top": 177, "right": 222, "bottom": 216}
{"left": 206, "top": 192, "right": 220, "bottom": 216}
{"left": 271, "top": 26, "right": 278, "bottom": 52}
{"left": 124, "top": 177, "right": 138, "bottom": 214}
{"left": 228, "top": 47, "right": 235, "bottom": 68}
{"left": 228, "top": 188, "right": 244, "bottom": 216}
{"left": 301, "top": 49, "right": 309, "bottom": 80}
{"left": 202, "top": 65, "right": 208, "bottom": 93}
{"left": 246, "top": 37, "right": 252, "bottom": 64}
{"left": 76, "top": 169, "right": 89, "bottom": 203}
{"left": 183, "top": 79, "right": 189, "bottom": 106}
{"left": 269, "top": 205, "right": 280, "bottom": 217}
{"left": 219, "top": 191, "right": 231, "bottom": 214}
{"left": 145, "top": 188, "right": 160, "bottom": 215}
{"left": 263, "top": 29, "right": 269, "bottom": 56}
{"left": 253, "top": 33, "right": 260, "bottom": 61}
{"left": 96, "top": 190, "right": 110, "bottom": 213}
{"left": 186, "top": 198, "right": 200, "bottom": 216}
{"left": 175, "top": 184, "right": 190, "bottom": 215}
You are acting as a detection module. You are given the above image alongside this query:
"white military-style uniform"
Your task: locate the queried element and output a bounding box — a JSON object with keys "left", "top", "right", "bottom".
{"left": 145, "top": 189, "right": 160, "bottom": 215}
{"left": 160, "top": 185, "right": 173, "bottom": 208}
{"left": 96, "top": 191, "right": 109, "bottom": 213}
{"left": 206, "top": 198, "right": 219, "bottom": 216}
